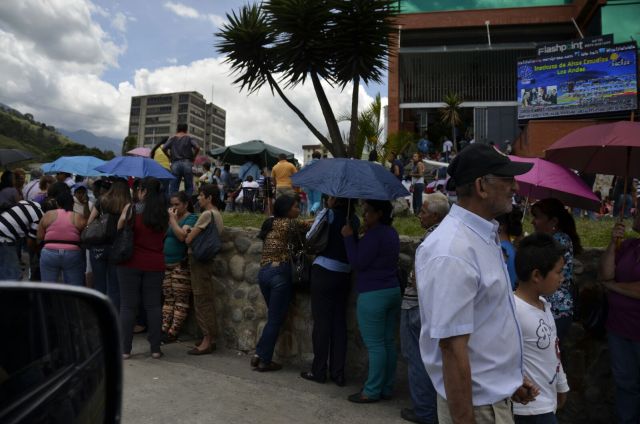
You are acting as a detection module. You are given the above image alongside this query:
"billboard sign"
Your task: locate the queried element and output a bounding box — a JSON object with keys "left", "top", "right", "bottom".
{"left": 517, "top": 42, "right": 638, "bottom": 120}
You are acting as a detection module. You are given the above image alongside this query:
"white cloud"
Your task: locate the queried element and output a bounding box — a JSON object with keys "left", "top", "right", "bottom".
{"left": 111, "top": 12, "right": 127, "bottom": 33}
{"left": 0, "top": 0, "right": 375, "bottom": 159}
{"left": 164, "top": 1, "right": 226, "bottom": 28}
{"left": 164, "top": 1, "right": 200, "bottom": 19}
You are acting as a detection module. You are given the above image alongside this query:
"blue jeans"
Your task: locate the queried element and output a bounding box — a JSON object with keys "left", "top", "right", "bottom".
{"left": 170, "top": 160, "right": 194, "bottom": 196}
{"left": 400, "top": 307, "right": 437, "bottom": 422}
{"left": 0, "top": 243, "right": 20, "bottom": 281}
{"left": 412, "top": 184, "right": 424, "bottom": 215}
{"left": 514, "top": 413, "right": 557, "bottom": 423}
{"left": 613, "top": 194, "right": 633, "bottom": 219}
{"left": 357, "top": 287, "right": 401, "bottom": 399}
{"left": 40, "top": 248, "right": 85, "bottom": 286}
{"left": 608, "top": 331, "right": 640, "bottom": 423}
{"left": 256, "top": 263, "right": 292, "bottom": 363}
{"left": 90, "top": 247, "right": 120, "bottom": 311}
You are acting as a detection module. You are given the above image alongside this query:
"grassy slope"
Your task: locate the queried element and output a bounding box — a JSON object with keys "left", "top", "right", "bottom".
{"left": 0, "top": 109, "right": 77, "bottom": 157}
{"left": 222, "top": 212, "right": 626, "bottom": 248}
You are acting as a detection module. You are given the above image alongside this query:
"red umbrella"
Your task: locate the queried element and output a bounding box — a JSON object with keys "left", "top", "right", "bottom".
{"left": 545, "top": 120, "right": 640, "bottom": 219}
{"left": 544, "top": 121, "right": 640, "bottom": 176}
{"left": 509, "top": 156, "right": 600, "bottom": 211}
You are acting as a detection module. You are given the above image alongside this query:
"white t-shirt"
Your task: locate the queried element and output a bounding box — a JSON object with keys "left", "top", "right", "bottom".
{"left": 513, "top": 296, "right": 569, "bottom": 416}
{"left": 442, "top": 139, "right": 453, "bottom": 152}
{"left": 236, "top": 180, "right": 260, "bottom": 202}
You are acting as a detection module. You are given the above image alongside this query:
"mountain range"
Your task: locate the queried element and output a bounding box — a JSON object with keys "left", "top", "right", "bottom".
{"left": 58, "top": 129, "right": 122, "bottom": 154}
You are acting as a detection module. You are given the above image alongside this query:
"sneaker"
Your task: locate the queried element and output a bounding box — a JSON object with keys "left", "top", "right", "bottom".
{"left": 401, "top": 408, "right": 437, "bottom": 424}
{"left": 256, "top": 360, "right": 282, "bottom": 372}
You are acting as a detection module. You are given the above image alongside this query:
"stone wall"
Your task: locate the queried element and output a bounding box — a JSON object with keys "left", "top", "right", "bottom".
{"left": 190, "top": 227, "right": 614, "bottom": 423}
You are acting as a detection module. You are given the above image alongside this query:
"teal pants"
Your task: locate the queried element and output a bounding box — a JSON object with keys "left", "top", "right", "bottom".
{"left": 357, "top": 287, "right": 401, "bottom": 399}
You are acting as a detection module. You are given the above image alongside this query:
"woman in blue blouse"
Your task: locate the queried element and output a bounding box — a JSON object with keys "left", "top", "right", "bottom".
{"left": 531, "top": 198, "right": 583, "bottom": 344}
{"left": 341, "top": 199, "right": 401, "bottom": 403}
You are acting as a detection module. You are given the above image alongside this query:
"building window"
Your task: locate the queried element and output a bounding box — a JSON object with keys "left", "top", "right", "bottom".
{"left": 130, "top": 107, "right": 140, "bottom": 116}
{"left": 129, "top": 126, "right": 139, "bottom": 135}
{"left": 179, "top": 94, "right": 190, "bottom": 103}
{"left": 191, "top": 108, "right": 205, "bottom": 119}
{"left": 146, "top": 106, "right": 172, "bottom": 115}
{"left": 130, "top": 117, "right": 139, "bottom": 124}
{"left": 190, "top": 127, "right": 205, "bottom": 137}
{"left": 178, "top": 114, "right": 187, "bottom": 124}
{"left": 189, "top": 116, "right": 205, "bottom": 128}
{"left": 131, "top": 98, "right": 141, "bottom": 106}
{"left": 146, "top": 95, "right": 173, "bottom": 105}
{"left": 144, "top": 126, "right": 170, "bottom": 135}
{"left": 190, "top": 97, "right": 206, "bottom": 110}
{"left": 178, "top": 104, "right": 188, "bottom": 113}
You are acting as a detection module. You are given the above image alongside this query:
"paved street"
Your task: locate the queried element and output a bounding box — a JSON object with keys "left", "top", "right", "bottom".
{"left": 123, "top": 334, "right": 411, "bottom": 424}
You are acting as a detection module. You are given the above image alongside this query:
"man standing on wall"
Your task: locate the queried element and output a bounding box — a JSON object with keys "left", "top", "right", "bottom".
{"left": 163, "top": 123, "right": 200, "bottom": 196}
{"left": 271, "top": 153, "right": 297, "bottom": 199}
{"left": 416, "top": 144, "right": 538, "bottom": 424}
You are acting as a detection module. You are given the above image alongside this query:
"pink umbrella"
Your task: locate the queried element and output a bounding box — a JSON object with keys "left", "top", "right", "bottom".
{"left": 126, "top": 147, "right": 151, "bottom": 157}
{"left": 194, "top": 155, "right": 211, "bottom": 166}
{"left": 509, "top": 155, "right": 600, "bottom": 211}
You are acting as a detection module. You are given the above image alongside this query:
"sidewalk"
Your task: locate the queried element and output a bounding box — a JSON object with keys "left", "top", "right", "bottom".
{"left": 123, "top": 334, "right": 411, "bottom": 424}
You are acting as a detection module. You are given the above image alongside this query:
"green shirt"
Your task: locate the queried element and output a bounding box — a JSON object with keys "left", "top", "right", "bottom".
{"left": 164, "top": 213, "right": 198, "bottom": 264}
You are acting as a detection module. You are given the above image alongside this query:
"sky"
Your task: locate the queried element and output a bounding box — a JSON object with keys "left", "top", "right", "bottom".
{"left": 0, "top": 0, "right": 388, "bottom": 157}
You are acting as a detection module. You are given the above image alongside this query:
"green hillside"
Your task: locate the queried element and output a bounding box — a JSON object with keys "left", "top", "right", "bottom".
{"left": 0, "top": 106, "right": 116, "bottom": 163}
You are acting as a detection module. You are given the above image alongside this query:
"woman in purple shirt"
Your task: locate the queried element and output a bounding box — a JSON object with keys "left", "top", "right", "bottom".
{"left": 599, "top": 216, "right": 640, "bottom": 423}
{"left": 342, "top": 199, "right": 401, "bottom": 403}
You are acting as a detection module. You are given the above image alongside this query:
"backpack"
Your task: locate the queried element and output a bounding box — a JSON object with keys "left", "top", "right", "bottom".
{"left": 191, "top": 211, "right": 222, "bottom": 262}
{"left": 305, "top": 208, "right": 330, "bottom": 255}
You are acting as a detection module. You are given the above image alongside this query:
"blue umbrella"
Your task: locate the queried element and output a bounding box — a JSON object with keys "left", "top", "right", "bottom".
{"left": 42, "top": 156, "right": 106, "bottom": 177}
{"left": 291, "top": 158, "right": 409, "bottom": 200}
{"left": 95, "top": 156, "right": 175, "bottom": 179}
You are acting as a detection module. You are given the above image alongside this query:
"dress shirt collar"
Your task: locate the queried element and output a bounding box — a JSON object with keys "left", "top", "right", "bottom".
{"left": 448, "top": 204, "right": 499, "bottom": 245}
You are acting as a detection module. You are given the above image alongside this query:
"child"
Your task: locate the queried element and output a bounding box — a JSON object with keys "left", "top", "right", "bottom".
{"left": 513, "top": 233, "right": 570, "bottom": 423}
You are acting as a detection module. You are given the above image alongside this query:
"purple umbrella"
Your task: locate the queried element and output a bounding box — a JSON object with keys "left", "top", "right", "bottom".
{"left": 126, "top": 147, "right": 151, "bottom": 157}
{"left": 509, "top": 155, "right": 600, "bottom": 211}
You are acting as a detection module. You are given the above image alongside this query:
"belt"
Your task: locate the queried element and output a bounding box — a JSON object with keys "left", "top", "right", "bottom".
{"left": 0, "top": 240, "right": 15, "bottom": 246}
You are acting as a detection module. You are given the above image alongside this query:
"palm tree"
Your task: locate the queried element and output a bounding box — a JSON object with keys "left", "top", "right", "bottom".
{"left": 439, "top": 93, "right": 463, "bottom": 153}
{"left": 216, "top": 1, "right": 397, "bottom": 158}
{"left": 380, "top": 130, "right": 415, "bottom": 165}
{"left": 338, "top": 93, "right": 383, "bottom": 160}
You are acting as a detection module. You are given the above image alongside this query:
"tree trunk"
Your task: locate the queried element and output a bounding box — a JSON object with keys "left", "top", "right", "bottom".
{"left": 310, "top": 73, "right": 346, "bottom": 157}
{"left": 266, "top": 74, "right": 336, "bottom": 155}
{"left": 347, "top": 75, "right": 360, "bottom": 158}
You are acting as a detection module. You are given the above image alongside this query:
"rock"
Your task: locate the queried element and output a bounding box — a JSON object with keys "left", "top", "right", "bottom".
{"left": 234, "top": 236, "right": 252, "bottom": 253}
{"left": 221, "top": 241, "right": 235, "bottom": 253}
{"left": 248, "top": 242, "right": 263, "bottom": 255}
{"left": 243, "top": 307, "right": 256, "bottom": 321}
{"left": 245, "top": 263, "right": 261, "bottom": 285}
{"left": 247, "top": 286, "right": 261, "bottom": 302}
{"left": 392, "top": 197, "right": 411, "bottom": 217}
{"left": 231, "top": 308, "right": 243, "bottom": 323}
{"left": 229, "top": 255, "right": 245, "bottom": 280}
{"left": 237, "top": 328, "right": 256, "bottom": 352}
{"left": 212, "top": 258, "right": 228, "bottom": 276}
{"left": 233, "top": 289, "right": 246, "bottom": 300}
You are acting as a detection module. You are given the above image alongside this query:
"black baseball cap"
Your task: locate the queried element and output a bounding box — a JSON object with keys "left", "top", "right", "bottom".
{"left": 446, "top": 144, "right": 532, "bottom": 190}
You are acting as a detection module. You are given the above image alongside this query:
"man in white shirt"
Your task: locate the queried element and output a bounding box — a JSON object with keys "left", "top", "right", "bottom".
{"left": 442, "top": 138, "right": 453, "bottom": 162}
{"left": 416, "top": 143, "right": 536, "bottom": 424}
{"left": 235, "top": 175, "right": 260, "bottom": 209}
{"left": 22, "top": 169, "right": 42, "bottom": 201}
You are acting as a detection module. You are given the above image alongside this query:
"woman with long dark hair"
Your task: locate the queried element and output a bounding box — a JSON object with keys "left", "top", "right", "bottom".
{"left": 117, "top": 177, "right": 169, "bottom": 359}
{"left": 250, "top": 194, "right": 305, "bottom": 371}
{"left": 531, "top": 198, "right": 583, "bottom": 343}
{"left": 162, "top": 191, "right": 198, "bottom": 343}
{"left": 301, "top": 197, "right": 359, "bottom": 386}
{"left": 342, "top": 199, "right": 401, "bottom": 403}
{"left": 0, "top": 170, "right": 19, "bottom": 210}
{"left": 37, "top": 182, "right": 87, "bottom": 285}
{"left": 87, "top": 179, "right": 131, "bottom": 309}
{"left": 184, "top": 184, "right": 224, "bottom": 355}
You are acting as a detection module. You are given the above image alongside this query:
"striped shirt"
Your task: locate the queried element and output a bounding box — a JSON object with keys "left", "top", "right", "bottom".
{"left": 0, "top": 200, "right": 43, "bottom": 243}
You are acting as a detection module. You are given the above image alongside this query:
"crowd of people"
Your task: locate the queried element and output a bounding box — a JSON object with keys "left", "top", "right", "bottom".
{"left": 1, "top": 133, "right": 639, "bottom": 424}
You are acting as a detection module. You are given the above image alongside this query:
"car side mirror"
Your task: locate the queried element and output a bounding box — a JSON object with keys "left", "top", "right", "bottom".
{"left": 0, "top": 282, "right": 122, "bottom": 424}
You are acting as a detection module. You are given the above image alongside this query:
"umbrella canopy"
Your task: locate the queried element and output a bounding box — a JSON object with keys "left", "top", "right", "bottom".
{"left": 210, "top": 140, "right": 295, "bottom": 168}
{"left": 126, "top": 147, "right": 151, "bottom": 157}
{"left": 0, "top": 148, "right": 34, "bottom": 167}
{"left": 95, "top": 156, "right": 175, "bottom": 180}
{"left": 291, "top": 158, "right": 409, "bottom": 200}
{"left": 544, "top": 121, "right": 640, "bottom": 176}
{"left": 509, "top": 156, "right": 600, "bottom": 211}
{"left": 41, "top": 156, "right": 106, "bottom": 177}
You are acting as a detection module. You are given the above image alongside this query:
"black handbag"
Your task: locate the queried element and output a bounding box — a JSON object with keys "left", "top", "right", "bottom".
{"left": 109, "top": 206, "right": 135, "bottom": 264}
{"left": 191, "top": 211, "right": 221, "bottom": 262}
{"left": 81, "top": 212, "right": 109, "bottom": 246}
{"left": 288, "top": 222, "right": 312, "bottom": 290}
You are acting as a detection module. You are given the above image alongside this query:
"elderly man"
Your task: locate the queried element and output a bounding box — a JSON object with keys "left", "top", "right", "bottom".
{"left": 0, "top": 199, "right": 43, "bottom": 280}
{"left": 401, "top": 192, "right": 450, "bottom": 424}
{"left": 416, "top": 143, "right": 537, "bottom": 424}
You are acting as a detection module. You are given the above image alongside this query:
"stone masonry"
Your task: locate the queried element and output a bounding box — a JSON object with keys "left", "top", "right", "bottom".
{"left": 183, "top": 226, "right": 614, "bottom": 423}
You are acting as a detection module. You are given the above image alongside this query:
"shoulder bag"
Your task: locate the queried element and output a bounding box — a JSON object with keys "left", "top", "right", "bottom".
{"left": 109, "top": 206, "right": 135, "bottom": 264}
{"left": 191, "top": 211, "right": 222, "bottom": 262}
{"left": 81, "top": 210, "right": 110, "bottom": 246}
